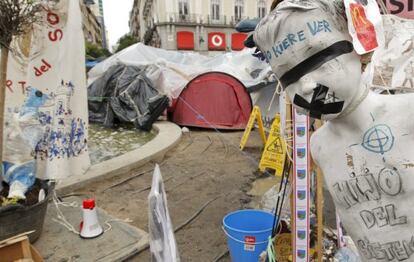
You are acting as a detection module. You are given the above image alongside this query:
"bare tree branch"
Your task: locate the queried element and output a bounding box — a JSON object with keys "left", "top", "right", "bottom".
{"left": 0, "top": 0, "right": 42, "bottom": 48}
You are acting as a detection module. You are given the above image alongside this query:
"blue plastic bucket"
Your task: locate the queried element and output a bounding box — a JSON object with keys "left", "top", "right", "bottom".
{"left": 223, "top": 210, "right": 275, "bottom": 262}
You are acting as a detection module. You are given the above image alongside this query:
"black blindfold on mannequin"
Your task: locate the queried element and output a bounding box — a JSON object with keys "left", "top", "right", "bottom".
{"left": 279, "top": 40, "right": 353, "bottom": 119}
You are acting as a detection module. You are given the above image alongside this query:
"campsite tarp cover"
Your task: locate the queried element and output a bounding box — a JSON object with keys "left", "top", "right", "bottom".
{"left": 88, "top": 43, "right": 275, "bottom": 99}
{"left": 88, "top": 64, "right": 169, "bottom": 130}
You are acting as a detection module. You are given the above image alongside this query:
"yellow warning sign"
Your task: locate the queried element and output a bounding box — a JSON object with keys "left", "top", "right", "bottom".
{"left": 259, "top": 114, "right": 286, "bottom": 176}
{"left": 240, "top": 106, "right": 266, "bottom": 150}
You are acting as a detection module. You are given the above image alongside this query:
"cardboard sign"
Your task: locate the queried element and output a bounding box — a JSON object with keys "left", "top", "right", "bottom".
{"left": 274, "top": 233, "right": 292, "bottom": 262}
{"left": 292, "top": 109, "right": 310, "bottom": 262}
{"left": 386, "top": 0, "right": 414, "bottom": 19}
{"left": 344, "top": 0, "right": 384, "bottom": 54}
{"left": 240, "top": 106, "right": 266, "bottom": 150}
{"left": 259, "top": 114, "right": 286, "bottom": 176}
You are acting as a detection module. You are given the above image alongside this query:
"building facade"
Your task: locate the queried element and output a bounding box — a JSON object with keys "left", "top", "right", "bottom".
{"left": 88, "top": 0, "right": 109, "bottom": 49}
{"left": 80, "top": 0, "right": 103, "bottom": 46}
{"left": 129, "top": 0, "right": 273, "bottom": 54}
{"left": 130, "top": 0, "right": 141, "bottom": 41}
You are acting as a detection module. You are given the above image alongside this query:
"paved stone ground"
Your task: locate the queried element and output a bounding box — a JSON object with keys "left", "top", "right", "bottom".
{"left": 73, "top": 128, "right": 265, "bottom": 261}
{"left": 63, "top": 128, "right": 336, "bottom": 261}
{"left": 34, "top": 197, "right": 148, "bottom": 262}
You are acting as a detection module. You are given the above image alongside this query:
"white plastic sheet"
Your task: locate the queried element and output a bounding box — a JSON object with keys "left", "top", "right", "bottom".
{"left": 88, "top": 43, "right": 274, "bottom": 99}
{"left": 148, "top": 164, "right": 180, "bottom": 262}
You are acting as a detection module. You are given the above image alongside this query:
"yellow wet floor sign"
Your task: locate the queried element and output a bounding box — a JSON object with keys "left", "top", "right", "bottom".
{"left": 239, "top": 106, "right": 266, "bottom": 150}
{"left": 259, "top": 114, "right": 286, "bottom": 176}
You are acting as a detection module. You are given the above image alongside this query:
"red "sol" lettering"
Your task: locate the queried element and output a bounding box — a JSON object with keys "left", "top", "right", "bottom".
{"left": 46, "top": 8, "right": 63, "bottom": 42}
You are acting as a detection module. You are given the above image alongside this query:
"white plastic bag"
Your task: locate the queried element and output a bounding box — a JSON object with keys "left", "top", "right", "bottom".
{"left": 2, "top": 88, "right": 47, "bottom": 198}
{"left": 260, "top": 182, "right": 291, "bottom": 219}
{"left": 334, "top": 247, "right": 361, "bottom": 262}
{"left": 148, "top": 164, "right": 180, "bottom": 262}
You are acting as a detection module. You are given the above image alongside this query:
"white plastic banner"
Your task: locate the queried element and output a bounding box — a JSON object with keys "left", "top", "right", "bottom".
{"left": 3, "top": 0, "right": 90, "bottom": 180}
{"left": 344, "top": 0, "right": 384, "bottom": 54}
{"left": 148, "top": 164, "right": 180, "bottom": 262}
{"left": 293, "top": 108, "right": 310, "bottom": 262}
{"left": 369, "top": 15, "right": 414, "bottom": 92}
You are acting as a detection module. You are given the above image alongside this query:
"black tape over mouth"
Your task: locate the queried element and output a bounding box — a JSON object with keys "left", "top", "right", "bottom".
{"left": 293, "top": 84, "right": 344, "bottom": 119}
{"left": 279, "top": 41, "right": 354, "bottom": 89}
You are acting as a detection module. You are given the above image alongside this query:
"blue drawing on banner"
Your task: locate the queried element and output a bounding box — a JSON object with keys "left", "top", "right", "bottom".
{"left": 297, "top": 169, "right": 306, "bottom": 180}
{"left": 297, "top": 230, "right": 306, "bottom": 240}
{"left": 56, "top": 102, "right": 65, "bottom": 116}
{"left": 39, "top": 112, "right": 52, "bottom": 125}
{"left": 31, "top": 80, "right": 87, "bottom": 161}
{"left": 297, "top": 190, "right": 307, "bottom": 200}
{"left": 297, "top": 249, "right": 306, "bottom": 259}
{"left": 19, "top": 88, "right": 49, "bottom": 118}
{"left": 67, "top": 81, "right": 74, "bottom": 95}
{"left": 361, "top": 124, "right": 394, "bottom": 154}
{"left": 297, "top": 148, "right": 306, "bottom": 159}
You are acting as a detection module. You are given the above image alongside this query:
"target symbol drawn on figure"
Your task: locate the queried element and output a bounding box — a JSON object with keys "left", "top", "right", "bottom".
{"left": 361, "top": 124, "right": 395, "bottom": 154}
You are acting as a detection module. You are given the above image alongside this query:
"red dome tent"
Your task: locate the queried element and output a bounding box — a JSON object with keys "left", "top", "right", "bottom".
{"left": 171, "top": 72, "right": 252, "bottom": 130}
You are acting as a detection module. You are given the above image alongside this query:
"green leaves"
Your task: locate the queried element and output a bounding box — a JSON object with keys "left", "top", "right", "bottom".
{"left": 85, "top": 42, "right": 111, "bottom": 59}
{"left": 115, "top": 34, "right": 138, "bottom": 53}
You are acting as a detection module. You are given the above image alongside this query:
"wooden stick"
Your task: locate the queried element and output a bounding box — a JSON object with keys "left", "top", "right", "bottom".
{"left": 0, "top": 47, "right": 9, "bottom": 166}
{"left": 316, "top": 166, "right": 324, "bottom": 262}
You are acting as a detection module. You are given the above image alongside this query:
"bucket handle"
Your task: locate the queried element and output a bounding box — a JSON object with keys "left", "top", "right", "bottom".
{"left": 222, "top": 226, "right": 270, "bottom": 245}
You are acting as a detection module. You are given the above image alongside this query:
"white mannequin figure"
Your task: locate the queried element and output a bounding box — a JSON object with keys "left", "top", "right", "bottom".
{"left": 254, "top": 0, "right": 414, "bottom": 261}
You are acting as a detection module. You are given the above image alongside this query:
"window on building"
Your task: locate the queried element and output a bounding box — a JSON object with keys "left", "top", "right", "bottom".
{"left": 258, "top": 0, "right": 266, "bottom": 18}
{"left": 88, "top": 31, "right": 93, "bottom": 42}
{"left": 211, "top": 0, "right": 220, "bottom": 21}
{"left": 178, "top": 0, "right": 189, "bottom": 16}
{"left": 235, "top": 0, "right": 244, "bottom": 22}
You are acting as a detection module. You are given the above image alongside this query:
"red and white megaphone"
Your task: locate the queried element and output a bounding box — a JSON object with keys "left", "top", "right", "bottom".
{"left": 79, "top": 198, "right": 103, "bottom": 239}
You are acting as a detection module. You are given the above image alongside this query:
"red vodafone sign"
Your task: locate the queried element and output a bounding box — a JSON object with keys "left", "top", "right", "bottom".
{"left": 208, "top": 32, "right": 226, "bottom": 50}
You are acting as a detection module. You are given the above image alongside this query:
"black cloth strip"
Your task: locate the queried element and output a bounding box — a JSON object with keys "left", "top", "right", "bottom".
{"left": 279, "top": 40, "right": 354, "bottom": 89}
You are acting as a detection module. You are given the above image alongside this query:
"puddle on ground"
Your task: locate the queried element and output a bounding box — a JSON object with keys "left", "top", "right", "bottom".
{"left": 88, "top": 123, "right": 157, "bottom": 165}
{"left": 248, "top": 175, "right": 281, "bottom": 209}
{"left": 248, "top": 175, "right": 281, "bottom": 196}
